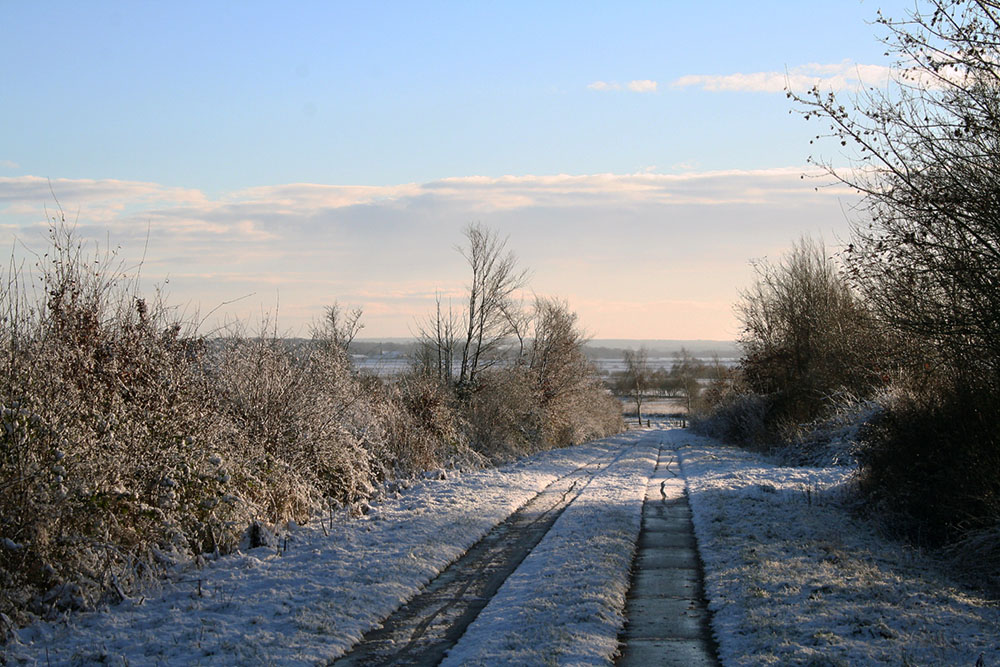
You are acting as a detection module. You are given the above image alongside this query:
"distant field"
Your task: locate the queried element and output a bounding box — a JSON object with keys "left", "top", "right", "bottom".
{"left": 618, "top": 397, "right": 689, "bottom": 415}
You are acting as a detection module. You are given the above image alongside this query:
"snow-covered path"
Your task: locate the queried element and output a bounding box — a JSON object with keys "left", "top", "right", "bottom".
{"left": 335, "top": 435, "right": 651, "bottom": 665}
{"left": 6, "top": 426, "right": 997, "bottom": 666}
{"left": 4, "top": 430, "right": 661, "bottom": 665}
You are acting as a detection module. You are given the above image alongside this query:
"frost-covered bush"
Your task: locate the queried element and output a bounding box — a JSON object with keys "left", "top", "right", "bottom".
{"left": 459, "top": 298, "right": 624, "bottom": 461}
{"left": 856, "top": 382, "right": 1000, "bottom": 549}
{"left": 528, "top": 298, "right": 623, "bottom": 447}
{"left": 541, "top": 384, "right": 623, "bottom": 448}
{"left": 0, "top": 226, "right": 242, "bottom": 622}
{"left": 465, "top": 367, "right": 545, "bottom": 461}
{"left": 0, "top": 223, "right": 625, "bottom": 626}
{"left": 0, "top": 227, "right": 453, "bottom": 624}
{"left": 209, "top": 333, "right": 383, "bottom": 519}
{"left": 737, "top": 237, "right": 886, "bottom": 433}
{"left": 690, "top": 391, "right": 769, "bottom": 447}
{"left": 769, "top": 393, "right": 882, "bottom": 467}
{"left": 389, "top": 373, "right": 482, "bottom": 471}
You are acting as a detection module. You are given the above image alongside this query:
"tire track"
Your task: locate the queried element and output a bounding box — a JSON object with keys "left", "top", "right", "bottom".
{"left": 331, "top": 440, "right": 640, "bottom": 666}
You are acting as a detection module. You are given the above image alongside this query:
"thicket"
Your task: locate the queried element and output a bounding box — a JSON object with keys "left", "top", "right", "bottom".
{"left": 415, "top": 224, "right": 623, "bottom": 458}
{"left": 0, "top": 221, "right": 621, "bottom": 626}
{"left": 698, "top": 0, "right": 1000, "bottom": 584}
{"left": 694, "top": 237, "right": 886, "bottom": 447}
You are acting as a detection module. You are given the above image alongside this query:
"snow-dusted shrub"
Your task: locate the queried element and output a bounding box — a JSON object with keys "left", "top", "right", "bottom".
{"left": 528, "top": 298, "right": 623, "bottom": 447}
{"left": 856, "top": 383, "right": 1000, "bottom": 550}
{"left": 737, "top": 237, "right": 887, "bottom": 432}
{"left": 462, "top": 299, "right": 624, "bottom": 460}
{"left": 0, "top": 225, "right": 242, "bottom": 623}
{"left": 944, "top": 524, "right": 1000, "bottom": 594}
{"left": 770, "top": 393, "right": 882, "bottom": 467}
{"left": 389, "top": 373, "right": 482, "bottom": 471}
{"left": 541, "top": 384, "right": 623, "bottom": 448}
{"left": 465, "top": 367, "right": 545, "bottom": 461}
{"left": 209, "top": 333, "right": 385, "bottom": 519}
{"left": 690, "top": 391, "right": 769, "bottom": 447}
{"left": 0, "top": 226, "right": 459, "bottom": 625}
{"left": 0, "top": 222, "right": 625, "bottom": 627}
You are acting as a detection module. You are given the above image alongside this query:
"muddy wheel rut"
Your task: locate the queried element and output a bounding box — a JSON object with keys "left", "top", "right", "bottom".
{"left": 331, "top": 443, "right": 638, "bottom": 666}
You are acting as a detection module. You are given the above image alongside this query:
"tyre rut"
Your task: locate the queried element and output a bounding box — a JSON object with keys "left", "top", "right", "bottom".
{"left": 331, "top": 441, "right": 638, "bottom": 666}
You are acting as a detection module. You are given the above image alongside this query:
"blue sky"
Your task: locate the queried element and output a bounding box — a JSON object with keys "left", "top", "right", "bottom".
{"left": 1, "top": 1, "right": 915, "bottom": 339}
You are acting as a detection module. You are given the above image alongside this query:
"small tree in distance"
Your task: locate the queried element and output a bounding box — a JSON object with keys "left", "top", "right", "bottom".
{"left": 623, "top": 347, "right": 650, "bottom": 426}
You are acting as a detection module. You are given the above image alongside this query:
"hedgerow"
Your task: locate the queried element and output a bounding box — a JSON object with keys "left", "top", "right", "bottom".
{"left": 0, "top": 222, "right": 622, "bottom": 625}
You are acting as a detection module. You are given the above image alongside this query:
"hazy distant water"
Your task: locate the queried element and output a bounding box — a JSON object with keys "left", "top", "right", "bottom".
{"left": 353, "top": 355, "right": 739, "bottom": 377}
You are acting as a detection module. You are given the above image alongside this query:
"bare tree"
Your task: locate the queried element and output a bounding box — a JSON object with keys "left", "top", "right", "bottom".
{"left": 456, "top": 223, "right": 529, "bottom": 389}
{"left": 312, "top": 302, "right": 364, "bottom": 354}
{"left": 791, "top": 0, "right": 1000, "bottom": 383}
{"left": 415, "top": 292, "right": 458, "bottom": 384}
{"left": 623, "top": 347, "right": 650, "bottom": 426}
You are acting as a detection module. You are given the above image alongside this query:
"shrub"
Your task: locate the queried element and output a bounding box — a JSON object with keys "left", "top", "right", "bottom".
{"left": 690, "top": 391, "right": 769, "bottom": 448}
{"left": 0, "top": 221, "right": 625, "bottom": 625}
{"left": 528, "top": 298, "right": 623, "bottom": 446}
{"left": 790, "top": 1, "right": 1000, "bottom": 575}
{"left": 209, "top": 331, "right": 382, "bottom": 518}
{"left": 0, "top": 226, "right": 237, "bottom": 621}
{"left": 856, "top": 382, "right": 1000, "bottom": 547}
{"left": 382, "top": 373, "right": 482, "bottom": 472}
{"left": 0, "top": 227, "right": 423, "bottom": 622}
{"left": 736, "top": 237, "right": 887, "bottom": 436}
{"left": 464, "top": 367, "right": 544, "bottom": 461}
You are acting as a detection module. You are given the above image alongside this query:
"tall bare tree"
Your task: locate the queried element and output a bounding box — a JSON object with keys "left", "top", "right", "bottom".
{"left": 415, "top": 223, "right": 528, "bottom": 391}
{"left": 456, "top": 223, "right": 529, "bottom": 389}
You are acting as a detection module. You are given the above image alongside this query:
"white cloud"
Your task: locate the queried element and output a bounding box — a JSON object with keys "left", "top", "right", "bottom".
{"left": 0, "top": 160, "right": 19, "bottom": 169}
{"left": 671, "top": 60, "right": 896, "bottom": 93}
{"left": 627, "top": 79, "right": 658, "bottom": 93}
{"left": 588, "top": 80, "right": 658, "bottom": 93}
{"left": 587, "top": 81, "right": 620, "bottom": 91}
{"left": 0, "top": 169, "right": 857, "bottom": 339}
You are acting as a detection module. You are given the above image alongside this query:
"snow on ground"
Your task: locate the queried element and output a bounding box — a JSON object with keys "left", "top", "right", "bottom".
{"left": 3, "top": 432, "right": 649, "bottom": 665}
{"left": 6, "top": 425, "right": 998, "bottom": 666}
{"left": 441, "top": 434, "right": 659, "bottom": 666}
{"left": 670, "top": 429, "right": 1000, "bottom": 666}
